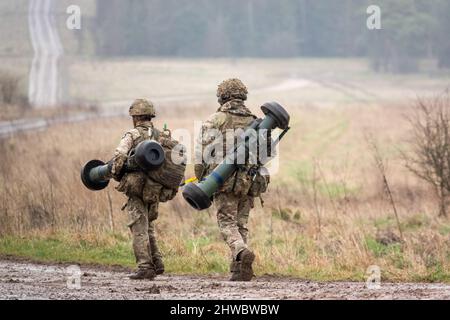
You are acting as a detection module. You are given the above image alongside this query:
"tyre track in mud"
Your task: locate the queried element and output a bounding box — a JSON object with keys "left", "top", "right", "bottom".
{"left": 0, "top": 260, "right": 449, "bottom": 300}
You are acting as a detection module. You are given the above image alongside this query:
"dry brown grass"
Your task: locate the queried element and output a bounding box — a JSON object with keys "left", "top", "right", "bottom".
{"left": 0, "top": 102, "right": 449, "bottom": 281}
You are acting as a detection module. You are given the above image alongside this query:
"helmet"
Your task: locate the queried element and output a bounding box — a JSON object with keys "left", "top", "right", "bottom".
{"left": 129, "top": 99, "right": 155, "bottom": 117}
{"left": 216, "top": 78, "right": 248, "bottom": 103}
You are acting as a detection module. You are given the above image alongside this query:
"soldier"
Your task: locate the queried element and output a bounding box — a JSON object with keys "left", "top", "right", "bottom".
{"left": 196, "top": 78, "right": 266, "bottom": 281}
{"left": 110, "top": 99, "right": 165, "bottom": 280}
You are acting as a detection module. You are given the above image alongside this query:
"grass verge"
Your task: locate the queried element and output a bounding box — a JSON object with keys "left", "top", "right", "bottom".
{"left": 0, "top": 231, "right": 449, "bottom": 283}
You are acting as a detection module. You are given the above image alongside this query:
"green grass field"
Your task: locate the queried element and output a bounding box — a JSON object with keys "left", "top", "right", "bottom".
{"left": 1, "top": 58, "right": 450, "bottom": 283}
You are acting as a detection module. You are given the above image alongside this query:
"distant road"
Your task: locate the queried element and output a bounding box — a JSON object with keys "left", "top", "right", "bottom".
{"left": 0, "top": 93, "right": 204, "bottom": 138}
{"left": 0, "top": 76, "right": 379, "bottom": 138}
{"left": 28, "top": 0, "right": 63, "bottom": 107}
{"left": 0, "top": 107, "right": 126, "bottom": 138}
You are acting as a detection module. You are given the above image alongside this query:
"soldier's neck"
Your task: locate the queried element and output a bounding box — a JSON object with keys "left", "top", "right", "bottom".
{"left": 221, "top": 98, "right": 243, "bottom": 105}
{"left": 134, "top": 120, "right": 153, "bottom": 128}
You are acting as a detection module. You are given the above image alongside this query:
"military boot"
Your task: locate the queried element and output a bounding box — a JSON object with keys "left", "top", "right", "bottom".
{"left": 238, "top": 249, "right": 255, "bottom": 281}
{"left": 129, "top": 268, "right": 156, "bottom": 280}
{"left": 153, "top": 256, "right": 165, "bottom": 275}
{"left": 229, "top": 260, "right": 242, "bottom": 281}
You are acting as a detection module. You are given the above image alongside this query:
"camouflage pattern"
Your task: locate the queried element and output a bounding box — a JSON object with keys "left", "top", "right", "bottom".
{"left": 198, "top": 99, "right": 256, "bottom": 193}
{"left": 198, "top": 99, "right": 255, "bottom": 162}
{"left": 129, "top": 99, "right": 156, "bottom": 117}
{"left": 216, "top": 78, "right": 248, "bottom": 104}
{"left": 200, "top": 99, "right": 254, "bottom": 140}
{"left": 111, "top": 115, "right": 163, "bottom": 273}
{"left": 217, "top": 99, "right": 253, "bottom": 117}
{"left": 126, "top": 196, "right": 160, "bottom": 270}
{"left": 215, "top": 193, "right": 254, "bottom": 260}
{"left": 199, "top": 81, "right": 257, "bottom": 264}
{"left": 111, "top": 120, "right": 154, "bottom": 180}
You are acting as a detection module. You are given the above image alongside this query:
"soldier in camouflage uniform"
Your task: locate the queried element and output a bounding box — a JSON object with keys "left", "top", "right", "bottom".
{"left": 196, "top": 79, "right": 258, "bottom": 281}
{"left": 111, "top": 99, "right": 165, "bottom": 280}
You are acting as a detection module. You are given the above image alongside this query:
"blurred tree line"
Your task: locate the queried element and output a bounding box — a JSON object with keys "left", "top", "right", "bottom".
{"left": 94, "top": 0, "right": 450, "bottom": 72}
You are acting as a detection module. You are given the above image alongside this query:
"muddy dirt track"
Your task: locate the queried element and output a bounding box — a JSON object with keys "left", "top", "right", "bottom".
{"left": 0, "top": 260, "right": 449, "bottom": 300}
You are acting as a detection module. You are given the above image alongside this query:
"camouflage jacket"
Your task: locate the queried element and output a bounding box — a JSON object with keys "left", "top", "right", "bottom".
{"left": 196, "top": 100, "right": 257, "bottom": 193}
{"left": 111, "top": 120, "right": 154, "bottom": 180}
{"left": 198, "top": 99, "right": 255, "bottom": 148}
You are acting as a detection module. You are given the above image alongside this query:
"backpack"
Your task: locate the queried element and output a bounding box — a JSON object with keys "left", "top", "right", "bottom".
{"left": 118, "top": 124, "right": 186, "bottom": 203}
{"left": 145, "top": 127, "right": 186, "bottom": 190}
{"left": 219, "top": 112, "right": 271, "bottom": 198}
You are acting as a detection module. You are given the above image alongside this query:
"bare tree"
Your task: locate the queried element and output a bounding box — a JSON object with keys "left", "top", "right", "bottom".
{"left": 404, "top": 92, "right": 450, "bottom": 217}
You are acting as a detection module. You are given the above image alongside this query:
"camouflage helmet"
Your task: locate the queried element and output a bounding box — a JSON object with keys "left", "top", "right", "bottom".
{"left": 129, "top": 99, "right": 155, "bottom": 117}
{"left": 216, "top": 78, "right": 248, "bottom": 103}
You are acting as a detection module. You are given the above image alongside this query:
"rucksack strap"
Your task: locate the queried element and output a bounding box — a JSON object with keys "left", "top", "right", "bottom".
{"left": 152, "top": 128, "right": 160, "bottom": 141}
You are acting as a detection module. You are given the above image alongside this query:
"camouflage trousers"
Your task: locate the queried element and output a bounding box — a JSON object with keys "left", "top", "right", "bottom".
{"left": 214, "top": 192, "right": 254, "bottom": 260}
{"left": 126, "top": 196, "right": 162, "bottom": 270}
